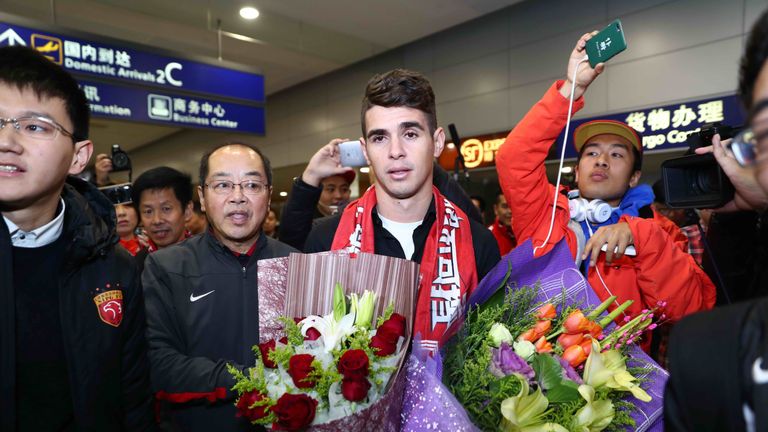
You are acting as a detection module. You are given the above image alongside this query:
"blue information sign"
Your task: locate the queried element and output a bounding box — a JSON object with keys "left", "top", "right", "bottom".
{"left": 0, "top": 22, "right": 264, "bottom": 104}
{"left": 554, "top": 94, "right": 746, "bottom": 159}
{"left": 79, "top": 80, "right": 265, "bottom": 134}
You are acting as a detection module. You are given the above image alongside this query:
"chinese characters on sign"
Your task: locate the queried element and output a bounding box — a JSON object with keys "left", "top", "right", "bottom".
{"left": 79, "top": 80, "right": 264, "bottom": 134}
{"left": 0, "top": 21, "right": 266, "bottom": 134}
{"left": 629, "top": 100, "right": 725, "bottom": 150}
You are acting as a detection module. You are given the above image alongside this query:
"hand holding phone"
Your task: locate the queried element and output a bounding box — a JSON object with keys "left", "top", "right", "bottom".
{"left": 585, "top": 19, "right": 628, "bottom": 68}
{"left": 338, "top": 140, "right": 367, "bottom": 168}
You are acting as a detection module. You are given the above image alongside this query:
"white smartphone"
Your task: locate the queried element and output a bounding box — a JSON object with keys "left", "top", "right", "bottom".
{"left": 600, "top": 244, "right": 637, "bottom": 256}
{"left": 338, "top": 140, "right": 367, "bottom": 168}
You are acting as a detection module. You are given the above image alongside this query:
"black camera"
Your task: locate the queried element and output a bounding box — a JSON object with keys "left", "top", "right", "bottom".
{"left": 99, "top": 183, "right": 133, "bottom": 205}
{"left": 661, "top": 123, "right": 741, "bottom": 209}
{"left": 111, "top": 144, "right": 132, "bottom": 172}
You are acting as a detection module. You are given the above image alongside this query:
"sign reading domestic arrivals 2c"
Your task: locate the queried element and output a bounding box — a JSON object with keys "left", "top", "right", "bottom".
{"left": 0, "top": 22, "right": 265, "bottom": 104}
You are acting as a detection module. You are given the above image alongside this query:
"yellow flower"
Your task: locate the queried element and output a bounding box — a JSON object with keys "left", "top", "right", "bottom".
{"left": 572, "top": 385, "right": 614, "bottom": 432}
{"left": 582, "top": 339, "right": 651, "bottom": 402}
{"left": 499, "top": 376, "right": 567, "bottom": 432}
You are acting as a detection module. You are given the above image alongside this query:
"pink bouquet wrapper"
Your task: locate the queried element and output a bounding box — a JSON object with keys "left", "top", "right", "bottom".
{"left": 257, "top": 251, "right": 420, "bottom": 431}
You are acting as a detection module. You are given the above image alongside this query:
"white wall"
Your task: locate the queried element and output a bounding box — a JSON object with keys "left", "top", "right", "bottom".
{"left": 131, "top": 0, "right": 768, "bottom": 176}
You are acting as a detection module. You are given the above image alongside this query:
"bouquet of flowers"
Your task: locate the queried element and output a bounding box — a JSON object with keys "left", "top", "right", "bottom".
{"left": 443, "top": 284, "right": 660, "bottom": 432}
{"left": 240, "top": 251, "right": 420, "bottom": 431}
{"left": 401, "top": 239, "right": 667, "bottom": 432}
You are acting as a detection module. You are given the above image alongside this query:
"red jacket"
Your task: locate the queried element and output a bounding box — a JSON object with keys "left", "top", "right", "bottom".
{"left": 496, "top": 81, "right": 716, "bottom": 324}
{"left": 489, "top": 218, "right": 517, "bottom": 255}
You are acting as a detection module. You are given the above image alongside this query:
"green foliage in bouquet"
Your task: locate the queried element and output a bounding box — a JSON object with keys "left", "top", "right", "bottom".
{"left": 442, "top": 282, "right": 650, "bottom": 432}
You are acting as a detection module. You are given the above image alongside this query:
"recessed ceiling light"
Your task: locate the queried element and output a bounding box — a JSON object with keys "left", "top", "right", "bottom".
{"left": 446, "top": 143, "right": 456, "bottom": 149}
{"left": 560, "top": 166, "right": 573, "bottom": 174}
{"left": 279, "top": 191, "right": 288, "bottom": 197}
{"left": 239, "top": 6, "right": 260, "bottom": 20}
{"left": 360, "top": 167, "right": 370, "bottom": 173}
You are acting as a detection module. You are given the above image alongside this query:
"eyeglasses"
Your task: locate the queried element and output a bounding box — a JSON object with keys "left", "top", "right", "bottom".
{"left": 726, "top": 128, "right": 766, "bottom": 167}
{"left": 0, "top": 116, "right": 76, "bottom": 142}
{"left": 205, "top": 180, "right": 269, "bottom": 195}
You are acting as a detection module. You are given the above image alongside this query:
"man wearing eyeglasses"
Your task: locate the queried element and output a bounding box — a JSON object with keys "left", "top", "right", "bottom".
{"left": 142, "top": 143, "right": 296, "bottom": 431}
{"left": 0, "top": 46, "right": 154, "bottom": 430}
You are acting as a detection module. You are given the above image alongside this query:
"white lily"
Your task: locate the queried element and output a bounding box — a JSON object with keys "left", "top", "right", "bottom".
{"left": 300, "top": 311, "right": 357, "bottom": 353}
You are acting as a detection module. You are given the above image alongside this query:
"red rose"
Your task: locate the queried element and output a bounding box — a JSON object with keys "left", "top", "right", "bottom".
{"left": 377, "top": 313, "right": 407, "bottom": 343}
{"left": 341, "top": 377, "right": 371, "bottom": 402}
{"left": 337, "top": 349, "right": 369, "bottom": 380}
{"left": 258, "top": 340, "right": 278, "bottom": 368}
{"left": 272, "top": 393, "right": 318, "bottom": 431}
{"left": 369, "top": 313, "right": 407, "bottom": 356}
{"left": 279, "top": 336, "right": 288, "bottom": 345}
{"left": 287, "top": 354, "right": 316, "bottom": 388}
{"left": 369, "top": 333, "right": 397, "bottom": 357}
{"left": 294, "top": 317, "right": 322, "bottom": 341}
{"left": 235, "top": 389, "right": 270, "bottom": 422}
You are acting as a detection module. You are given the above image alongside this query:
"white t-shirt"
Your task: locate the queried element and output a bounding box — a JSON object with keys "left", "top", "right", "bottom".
{"left": 377, "top": 211, "right": 423, "bottom": 260}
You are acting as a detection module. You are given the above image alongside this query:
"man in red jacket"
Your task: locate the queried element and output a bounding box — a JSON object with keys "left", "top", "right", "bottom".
{"left": 488, "top": 191, "right": 516, "bottom": 255}
{"left": 496, "top": 32, "right": 716, "bottom": 340}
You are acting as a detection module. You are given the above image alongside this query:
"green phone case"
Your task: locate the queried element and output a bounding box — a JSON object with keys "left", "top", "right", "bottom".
{"left": 585, "top": 19, "right": 627, "bottom": 68}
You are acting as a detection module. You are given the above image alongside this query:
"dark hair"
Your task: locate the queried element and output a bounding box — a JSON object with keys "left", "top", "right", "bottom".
{"left": 131, "top": 166, "right": 192, "bottom": 209}
{"left": 740, "top": 9, "right": 768, "bottom": 110}
{"left": 577, "top": 143, "right": 642, "bottom": 172}
{"left": 191, "top": 199, "right": 204, "bottom": 215}
{"left": 0, "top": 46, "right": 90, "bottom": 141}
{"left": 361, "top": 69, "right": 437, "bottom": 136}
{"left": 470, "top": 195, "right": 486, "bottom": 212}
{"left": 495, "top": 190, "right": 506, "bottom": 205}
{"left": 198, "top": 142, "right": 273, "bottom": 188}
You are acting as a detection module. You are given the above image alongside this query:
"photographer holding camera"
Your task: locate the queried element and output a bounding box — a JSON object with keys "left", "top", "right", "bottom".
{"left": 91, "top": 144, "right": 132, "bottom": 187}
{"left": 664, "top": 8, "right": 768, "bottom": 431}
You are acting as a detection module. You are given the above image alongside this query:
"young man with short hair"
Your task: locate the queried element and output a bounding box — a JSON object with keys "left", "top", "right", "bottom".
{"left": 142, "top": 142, "right": 296, "bottom": 431}
{"left": 0, "top": 46, "right": 153, "bottom": 430}
{"left": 304, "top": 69, "right": 500, "bottom": 353}
{"left": 496, "top": 33, "right": 716, "bottom": 350}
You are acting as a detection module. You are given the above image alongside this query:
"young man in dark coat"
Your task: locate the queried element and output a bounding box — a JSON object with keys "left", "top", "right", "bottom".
{"left": 0, "top": 46, "right": 154, "bottom": 430}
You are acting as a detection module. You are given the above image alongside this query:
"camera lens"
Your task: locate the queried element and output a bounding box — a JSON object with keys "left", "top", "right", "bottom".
{"left": 113, "top": 152, "right": 129, "bottom": 169}
{"left": 691, "top": 166, "right": 721, "bottom": 195}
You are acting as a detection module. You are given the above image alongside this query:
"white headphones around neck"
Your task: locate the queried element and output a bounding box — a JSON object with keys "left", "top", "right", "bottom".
{"left": 568, "top": 190, "right": 612, "bottom": 224}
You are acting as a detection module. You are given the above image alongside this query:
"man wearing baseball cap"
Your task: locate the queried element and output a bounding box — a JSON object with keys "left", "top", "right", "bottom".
{"left": 318, "top": 170, "right": 355, "bottom": 217}
{"left": 496, "top": 32, "right": 715, "bottom": 356}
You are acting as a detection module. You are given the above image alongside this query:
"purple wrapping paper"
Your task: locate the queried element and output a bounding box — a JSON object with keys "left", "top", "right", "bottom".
{"left": 401, "top": 239, "right": 666, "bottom": 431}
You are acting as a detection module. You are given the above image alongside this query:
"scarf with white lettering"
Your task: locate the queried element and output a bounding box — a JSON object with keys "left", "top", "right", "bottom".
{"left": 331, "top": 185, "right": 477, "bottom": 354}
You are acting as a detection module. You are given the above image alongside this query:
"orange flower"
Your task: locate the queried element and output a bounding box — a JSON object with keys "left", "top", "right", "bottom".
{"left": 534, "top": 336, "right": 553, "bottom": 353}
{"left": 518, "top": 329, "right": 538, "bottom": 343}
{"left": 586, "top": 321, "right": 603, "bottom": 339}
{"left": 533, "top": 319, "right": 552, "bottom": 336}
{"left": 563, "top": 310, "right": 592, "bottom": 334}
{"left": 580, "top": 338, "right": 593, "bottom": 356}
{"left": 562, "top": 344, "right": 588, "bottom": 368}
{"left": 557, "top": 332, "right": 584, "bottom": 349}
{"left": 536, "top": 303, "right": 557, "bottom": 320}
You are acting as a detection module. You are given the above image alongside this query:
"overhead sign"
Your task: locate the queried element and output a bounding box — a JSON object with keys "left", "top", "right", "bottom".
{"left": 0, "top": 22, "right": 264, "bottom": 104}
{"left": 79, "top": 80, "right": 265, "bottom": 134}
{"left": 438, "top": 94, "right": 745, "bottom": 171}
{"left": 554, "top": 94, "right": 745, "bottom": 159}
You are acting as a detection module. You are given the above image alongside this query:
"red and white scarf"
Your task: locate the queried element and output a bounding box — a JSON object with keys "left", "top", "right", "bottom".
{"left": 332, "top": 185, "right": 477, "bottom": 354}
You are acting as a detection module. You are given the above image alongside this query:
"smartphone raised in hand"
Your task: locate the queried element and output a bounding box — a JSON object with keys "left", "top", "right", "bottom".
{"left": 585, "top": 19, "right": 627, "bottom": 68}
{"left": 338, "top": 140, "right": 367, "bottom": 168}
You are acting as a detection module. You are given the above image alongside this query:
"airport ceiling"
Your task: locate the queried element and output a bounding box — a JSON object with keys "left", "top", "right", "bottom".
{"left": 2, "top": 0, "right": 525, "bottom": 155}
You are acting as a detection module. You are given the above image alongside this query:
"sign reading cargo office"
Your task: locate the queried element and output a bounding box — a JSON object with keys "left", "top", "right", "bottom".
{"left": 0, "top": 19, "right": 265, "bottom": 134}
{"left": 438, "top": 94, "right": 745, "bottom": 171}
